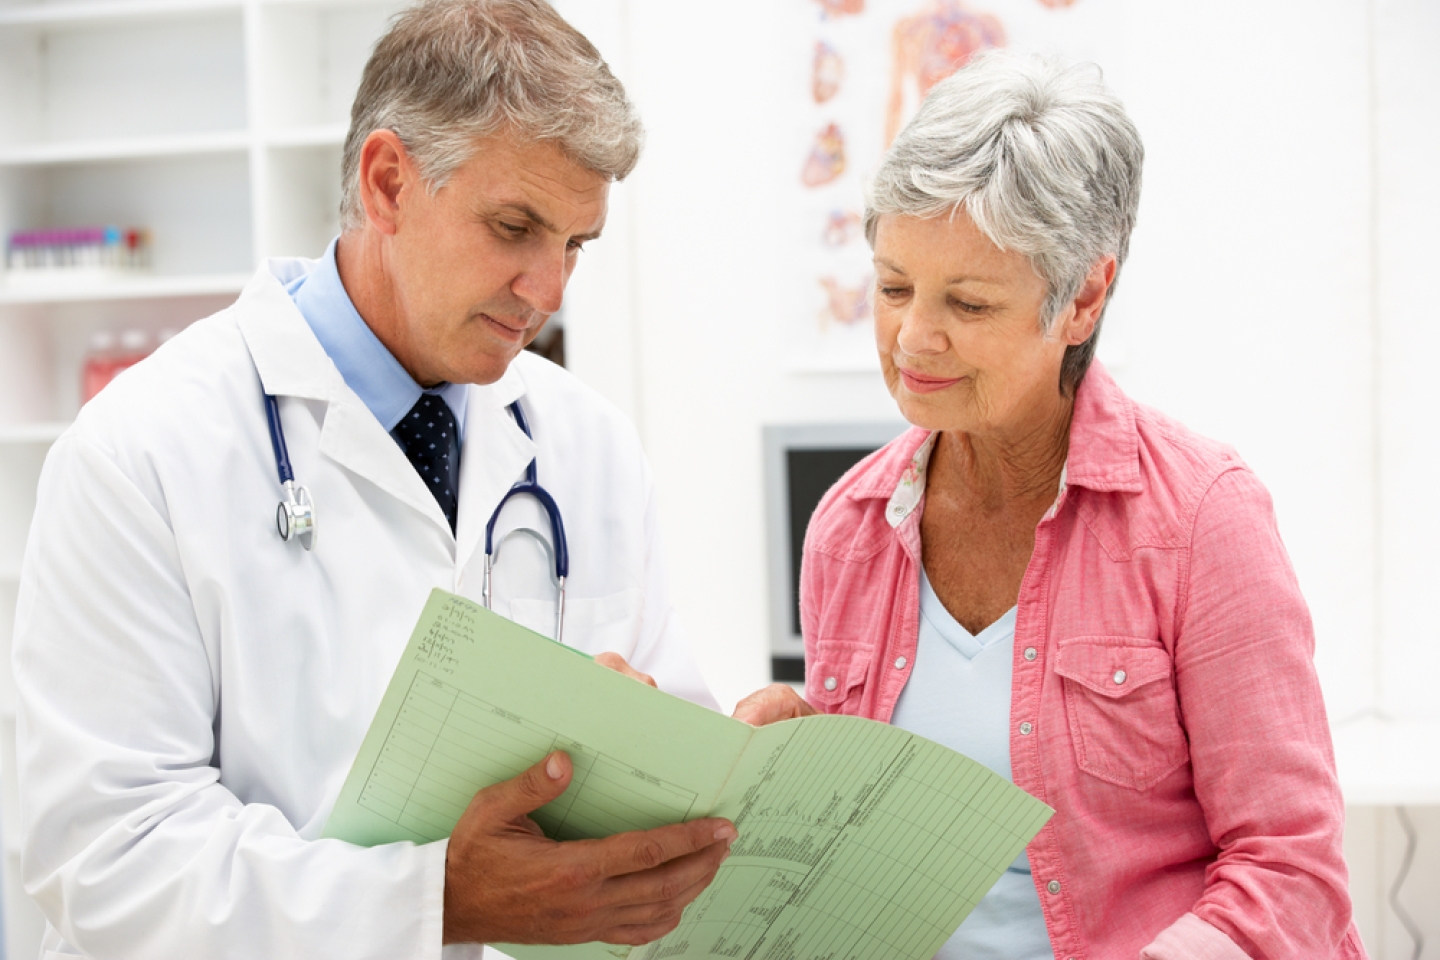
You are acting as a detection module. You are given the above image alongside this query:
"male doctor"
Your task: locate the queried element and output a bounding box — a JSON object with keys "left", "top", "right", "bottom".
{"left": 12, "top": 1, "right": 735, "bottom": 957}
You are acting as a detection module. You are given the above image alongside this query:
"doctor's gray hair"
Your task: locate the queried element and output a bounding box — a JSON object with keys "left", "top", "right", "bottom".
{"left": 865, "top": 51, "right": 1143, "bottom": 395}
{"left": 339, "top": 0, "right": 642, "bottom": 232}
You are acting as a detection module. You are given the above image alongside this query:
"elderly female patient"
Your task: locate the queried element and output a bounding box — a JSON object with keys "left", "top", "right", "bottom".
{"left": 736, "top": 52, "right": 1363, "bottom": 959}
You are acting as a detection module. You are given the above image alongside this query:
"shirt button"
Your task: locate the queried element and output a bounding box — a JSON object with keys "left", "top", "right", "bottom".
{"left": 1113, "top": 670, "right": 1127, "bottom": 685}
{"left": 1023, "top": 647, "right": 1037, "bottom": 661}
{"left": 1047, "top": 880, "right": 1061, "bottom": 895}
{"left": 824, "top": 676, "right": 838, "bottom": 692}
{"left": 1019, "top": 722, "right": 1033, "bottom": 735}
{"left": 894, "top": 657, "right": 907, "bottom": 670}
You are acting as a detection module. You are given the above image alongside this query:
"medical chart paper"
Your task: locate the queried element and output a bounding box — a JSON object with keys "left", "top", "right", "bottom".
{"left": 323, "top": 589, "right": 1053, "bottom": 960}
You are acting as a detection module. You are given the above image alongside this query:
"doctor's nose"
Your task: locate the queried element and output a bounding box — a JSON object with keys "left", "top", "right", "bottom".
{"left": 512, "top": 249, "right": 567, "bottom": 317}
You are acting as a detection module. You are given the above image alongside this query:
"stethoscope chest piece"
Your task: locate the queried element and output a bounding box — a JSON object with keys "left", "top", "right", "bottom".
{"left": 266, "top": 393, "right": 316, "bottom": 551}
{"left": 276, "top": 480, "right": 315, "bottom": 551}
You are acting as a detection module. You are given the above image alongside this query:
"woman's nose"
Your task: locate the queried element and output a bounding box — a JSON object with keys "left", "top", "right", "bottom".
{"left": 896, "top": 301, "right": 949, "bottom": 355}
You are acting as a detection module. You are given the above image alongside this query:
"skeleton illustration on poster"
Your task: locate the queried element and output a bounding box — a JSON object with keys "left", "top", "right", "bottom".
{"left": 790, "top": 0, "right": 1113, "bottom": 371}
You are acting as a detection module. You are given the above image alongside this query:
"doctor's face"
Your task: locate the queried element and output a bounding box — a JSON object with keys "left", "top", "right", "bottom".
{"left": 380, "top": 134, "right": 609, "bottom": 386}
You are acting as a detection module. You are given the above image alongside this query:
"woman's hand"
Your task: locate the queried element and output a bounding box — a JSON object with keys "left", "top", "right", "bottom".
{"left": 732, "top": 684, "right": 818, "bottom": 726}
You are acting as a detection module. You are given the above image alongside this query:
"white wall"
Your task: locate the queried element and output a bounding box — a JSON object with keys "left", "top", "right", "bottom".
{"left": 559, "top": 0, "right": 1440, "bottom": 955}
{"left": 1375, "top": 0, "right": 1440, "bottom": 729}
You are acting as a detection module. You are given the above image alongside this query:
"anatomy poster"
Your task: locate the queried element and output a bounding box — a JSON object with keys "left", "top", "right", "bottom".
{"left": 787, "top": 0, "right": 1122, "bottom": 371}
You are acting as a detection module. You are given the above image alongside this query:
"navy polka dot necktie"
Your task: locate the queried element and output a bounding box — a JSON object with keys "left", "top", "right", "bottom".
{"left": 394, "top": 393, "right": 460, "bottom": 532}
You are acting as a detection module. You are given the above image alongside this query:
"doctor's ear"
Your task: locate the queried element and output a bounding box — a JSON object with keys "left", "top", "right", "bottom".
{"left": 356, "top": 130, "right": 416, "bottom": 237}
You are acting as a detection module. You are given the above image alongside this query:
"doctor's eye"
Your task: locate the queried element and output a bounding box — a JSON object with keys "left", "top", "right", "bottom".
{"left": 495, "top": 221, "right": 529, "bottom": 240}
{"left": 566, "top": 238, "right": 587, "bottom": 253}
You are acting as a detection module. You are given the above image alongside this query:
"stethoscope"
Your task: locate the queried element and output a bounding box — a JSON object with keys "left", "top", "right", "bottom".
{"left": 264, "top": 392, "right": 570, "bottom": 640}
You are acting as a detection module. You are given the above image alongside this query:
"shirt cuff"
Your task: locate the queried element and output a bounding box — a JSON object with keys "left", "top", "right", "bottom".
{"left": 1140, "top": 913, "right": 1249, "bottom": 960}
{"left": 424, "top": 838, "right": 450, "bottom": 960}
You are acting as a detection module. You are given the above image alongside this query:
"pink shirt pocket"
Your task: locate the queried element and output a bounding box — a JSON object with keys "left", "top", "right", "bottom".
{"left": 1054, "top": 636, "right": 1189, "bottom": 791}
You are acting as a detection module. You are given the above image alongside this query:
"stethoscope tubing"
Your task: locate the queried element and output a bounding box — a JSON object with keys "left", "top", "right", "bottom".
{"left": 266, "top": 392, "right": 567, "bottom": 638}
{"left": 483, "top": 400, "right": 568, "bottom": 640}
{"left": 266, "top": 393, "right": 315, "bottom": 550}
{"left": 264, "top": 394, "right": 295, "bottom": 486}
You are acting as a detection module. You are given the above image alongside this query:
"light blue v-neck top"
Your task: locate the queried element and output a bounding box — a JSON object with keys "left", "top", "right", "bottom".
{"left": 888, "top": 572, "right": 1054, "bottom": 960}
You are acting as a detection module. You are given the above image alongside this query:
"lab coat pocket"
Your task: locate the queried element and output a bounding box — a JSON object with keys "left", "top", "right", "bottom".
{"left": 1054, "top": 636, "right": 1187, "bottom": 791}
{"left": 807, "top": 640, "right": 871, "bottom": 715}
{"left": 508, "top": 589, "right": 642, "bottom": 658}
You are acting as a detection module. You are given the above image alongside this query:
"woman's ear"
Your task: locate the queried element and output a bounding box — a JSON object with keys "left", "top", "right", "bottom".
{"left": 1062, "top": 256, "right": 1117, "bottom": 345}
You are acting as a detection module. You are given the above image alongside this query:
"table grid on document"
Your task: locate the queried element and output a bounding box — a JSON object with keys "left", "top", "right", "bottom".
{"left": 644, "top": 720, "right": 1046, "bottom": 960}
{"left": 356, "top": 671, "right": 699, "bottom": 842}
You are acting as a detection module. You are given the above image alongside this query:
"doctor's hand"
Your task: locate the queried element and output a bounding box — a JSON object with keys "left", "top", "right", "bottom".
{"left": 732, "top": 684, "right": 818, "bottom": 727}
{"left": 443, "top": 751, "right": 735, "bottom": 947}
{"left": 594, "top": 651, "right": 658, "bottom": 688}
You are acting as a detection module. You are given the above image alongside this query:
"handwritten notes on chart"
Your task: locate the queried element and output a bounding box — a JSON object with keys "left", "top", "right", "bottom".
{"left": 324, "top": 590, "right": 1053, "bottom": 960}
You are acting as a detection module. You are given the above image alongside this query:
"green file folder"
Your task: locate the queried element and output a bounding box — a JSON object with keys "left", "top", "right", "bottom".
{"left": 325, "top": 589, "right": 1053, "bottom": 960}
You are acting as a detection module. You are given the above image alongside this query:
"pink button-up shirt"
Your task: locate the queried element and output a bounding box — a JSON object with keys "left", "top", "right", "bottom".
{"left": 800, "top": 364, "right": 1365, "bottom": 960}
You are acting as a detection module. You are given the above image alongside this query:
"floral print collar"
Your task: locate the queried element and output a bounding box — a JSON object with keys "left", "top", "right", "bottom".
{"left": 884, "top": 431, "right": 1069, "bottom": 528}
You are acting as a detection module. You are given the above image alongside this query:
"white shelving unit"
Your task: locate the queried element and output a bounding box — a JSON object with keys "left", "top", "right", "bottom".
{"left": 0, "top": 1, "right": 405, "bottom": 955}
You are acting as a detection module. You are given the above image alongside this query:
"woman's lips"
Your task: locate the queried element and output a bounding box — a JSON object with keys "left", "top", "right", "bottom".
{"left": 899, "top": 368, "right": 964, "bottom": 394}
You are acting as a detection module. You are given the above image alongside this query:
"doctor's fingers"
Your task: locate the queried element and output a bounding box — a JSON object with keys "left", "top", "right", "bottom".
{"left": 590, "top": 874, "right": 718, "bottom": 947}
{"left": 593, "top": 652, "right": 658, "bottom": 688}
{"left": 595, "top": 837, "right": 729, "bottom": 911}
{"left": 586, "top": 818, "right": 736, "bottom": 883}
{"left": 462, "top": 752, "right": 574, "bottom": 827}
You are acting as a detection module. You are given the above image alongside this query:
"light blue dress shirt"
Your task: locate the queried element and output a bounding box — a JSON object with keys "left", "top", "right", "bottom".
{"left": 284, "top": 237, "right": 468, "bottom": 439}
{"left": 888, "top": 571, "right": 1054, "bottom": 960}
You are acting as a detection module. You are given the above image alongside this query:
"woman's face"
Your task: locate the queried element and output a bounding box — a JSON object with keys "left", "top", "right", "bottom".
{"left": 872, "top": 212, "right": 1085, "bottom": 438}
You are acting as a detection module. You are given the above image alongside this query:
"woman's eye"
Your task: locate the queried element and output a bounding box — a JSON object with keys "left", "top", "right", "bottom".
{"left": 878, "top": 285, "right": 909, "bottom": 299}
{"left": 953, "top": 299, "right": 986, "bottom": 314}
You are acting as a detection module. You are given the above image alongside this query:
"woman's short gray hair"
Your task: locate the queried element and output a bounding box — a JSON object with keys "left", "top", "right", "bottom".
{"left": 866, "top": 51, "right": 1143, "bottom": 395}
{"left": 339, "top": 0, "right": 643, "bottom": 232}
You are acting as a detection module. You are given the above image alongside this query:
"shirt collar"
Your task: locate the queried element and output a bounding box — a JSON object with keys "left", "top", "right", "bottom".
{"left": 877, "top": 362, "right": 1141, "bottom": 526}
{"left": 884, "top": 430, "right": 937, "bottom": 527}
{"left": 286, "top": 236, "right": 468, "bottom": 437}
{"left": 880, "top": 432, "right": 1069, "bottom": 528}
{"left": 1060, "top": 362, "right": 1141, "bottom": 494}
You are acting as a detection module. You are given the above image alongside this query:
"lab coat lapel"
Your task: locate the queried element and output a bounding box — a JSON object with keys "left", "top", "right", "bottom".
{"left": 235, "top": 261, "right": 456, "bottom": 535}
{"left": 455, "top": 365, "right": 536, "bottom": 573}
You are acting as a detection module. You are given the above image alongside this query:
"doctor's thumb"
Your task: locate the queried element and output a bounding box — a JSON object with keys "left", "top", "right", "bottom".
{"left": 484, "top": 751, "right": 574, "bottom": 820}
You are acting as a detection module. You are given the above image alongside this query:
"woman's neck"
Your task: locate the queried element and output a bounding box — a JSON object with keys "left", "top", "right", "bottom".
{"left": 929, "top": 395, "right": 1074, "bottom": 511}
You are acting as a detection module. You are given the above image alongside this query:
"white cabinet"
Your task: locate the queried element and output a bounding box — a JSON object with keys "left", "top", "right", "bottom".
{"left": 0, "top": 1, "right": 404, "bottom": 955}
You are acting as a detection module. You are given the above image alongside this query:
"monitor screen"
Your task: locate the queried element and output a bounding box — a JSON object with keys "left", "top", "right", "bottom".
{"left": 784, "top": 448, "right": 878, "bottom": 635}
{"left": 764, "top": 423, "right": 908, "bottom": 682}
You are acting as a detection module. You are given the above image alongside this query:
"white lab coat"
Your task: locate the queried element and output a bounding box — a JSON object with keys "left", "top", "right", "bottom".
{"left": 13, "top": 259, "right": 715, "bottom": 960}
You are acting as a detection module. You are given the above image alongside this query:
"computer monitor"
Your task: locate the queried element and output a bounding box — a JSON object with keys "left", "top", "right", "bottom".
{"left": 762, "top": 422, "right": 909, "bottom": 683}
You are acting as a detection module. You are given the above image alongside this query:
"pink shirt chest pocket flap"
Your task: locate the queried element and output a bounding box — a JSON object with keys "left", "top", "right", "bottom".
{"left": 1054, "top": 636, "right": 1189, "bottom": 791}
